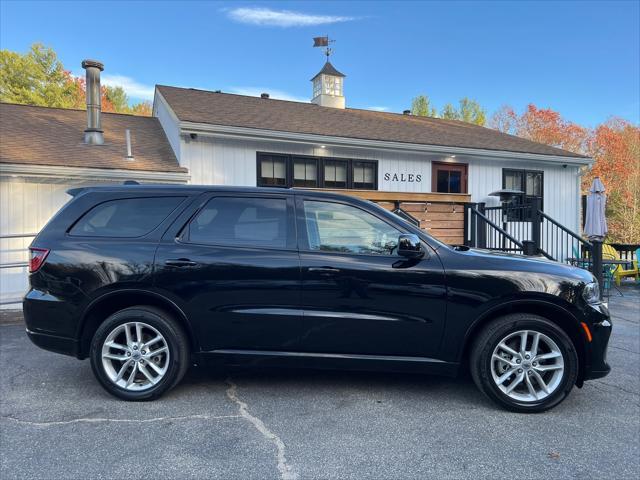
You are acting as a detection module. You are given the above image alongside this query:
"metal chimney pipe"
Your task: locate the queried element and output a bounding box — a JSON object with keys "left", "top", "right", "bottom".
{"left": 82, "top": 59, "right": 104, "bottom": 145}
{"left": 125, "top": 129, "right": 134, "bottom": 161}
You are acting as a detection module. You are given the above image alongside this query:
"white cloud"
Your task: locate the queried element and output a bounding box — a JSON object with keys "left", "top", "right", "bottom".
{"left": 229, "top": 86, "right": 308, "bottom": 103}
{"left": 101, "top": 74, "right": 155, "bottom": 101}
{"left": 227, "top": 7, "right": 355, "bottom": 27}
{"left": 368, "top": 106, "right": 389, "bottom": 112}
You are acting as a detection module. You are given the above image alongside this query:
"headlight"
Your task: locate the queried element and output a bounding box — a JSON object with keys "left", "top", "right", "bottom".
{"left": 582, "top": 282, "right": 601, "bottom": 304}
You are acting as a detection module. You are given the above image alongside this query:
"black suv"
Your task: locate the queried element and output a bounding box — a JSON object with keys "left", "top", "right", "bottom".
{"left": 24, "top": 185, "right": 611, "bottom": 411}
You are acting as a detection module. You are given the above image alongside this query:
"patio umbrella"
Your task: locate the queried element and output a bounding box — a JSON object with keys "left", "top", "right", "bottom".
{"left": 584, "top": 177, "right": 608, "bottom": 240}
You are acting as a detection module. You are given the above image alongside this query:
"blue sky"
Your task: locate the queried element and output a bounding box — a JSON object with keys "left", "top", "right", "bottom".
{"left": 1, "top": 0, "right": 638, "bottom": 126}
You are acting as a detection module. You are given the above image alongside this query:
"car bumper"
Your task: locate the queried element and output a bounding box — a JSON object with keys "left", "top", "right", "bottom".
{"left": 26, "top": 328, "right": 79, "bottom": 357}
{"left": 23, "top": 288, "right": 80, "bottom": 358}
{"left": 583, "top": 302, "right": 612, "bottom": 381}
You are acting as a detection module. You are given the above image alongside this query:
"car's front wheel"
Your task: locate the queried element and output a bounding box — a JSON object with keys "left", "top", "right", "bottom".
{"left": 90, "top": 306, "right": 190, "bottom": 401}
{"left": 470, "top": 313, "right": 579, "bottom": 412}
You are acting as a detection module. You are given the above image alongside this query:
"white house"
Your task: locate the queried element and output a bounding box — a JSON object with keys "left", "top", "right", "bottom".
{"left": 0, "top": 58, "right": 592, "bottom": 307}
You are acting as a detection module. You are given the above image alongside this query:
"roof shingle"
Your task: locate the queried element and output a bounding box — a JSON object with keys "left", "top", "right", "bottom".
{"left": 0, "top": 103, "right": 185, "bottom": 172}
{"left": 157, "top": 85, "right": 586, "bottom": 159}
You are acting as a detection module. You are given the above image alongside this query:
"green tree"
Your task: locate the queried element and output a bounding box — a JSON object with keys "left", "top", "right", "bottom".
{"left": 411, "top": 95, "right": 438, "bottom": 117}
{"left": 0, "top": 43, "right": 80, "bottom": 108}
{"left": 458, "top": 97, "right": 486, "bottom": 126}
{"left": 440, "top": 103, "right": 458, "bottom": 120}
{"left": 0, "top": 43, "right": 151, "bottom": 116}
{"left": 411, "top": 95, "right": 486, "bottom": 125}
{"left": 104, "top": 85, "right": 129, "bottom": 113}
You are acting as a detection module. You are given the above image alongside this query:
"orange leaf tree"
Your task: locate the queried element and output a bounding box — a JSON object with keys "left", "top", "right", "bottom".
{"left": 490, "top": 105, "right": 639, "bottom": 243}
{"left": 586, "top": 119, "right": 640, "bottom": 243}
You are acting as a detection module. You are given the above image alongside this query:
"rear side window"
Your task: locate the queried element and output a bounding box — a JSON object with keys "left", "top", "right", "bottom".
{"left": 186, "top": 196, "right": 288, "bottom": 248}
{"left": 70, "top": 197, "right": 184, "bottom": 237}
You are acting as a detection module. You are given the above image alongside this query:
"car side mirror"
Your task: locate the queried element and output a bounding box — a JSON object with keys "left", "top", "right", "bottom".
{"left": 398, "top": 234, "right": 424, "bottom": 259}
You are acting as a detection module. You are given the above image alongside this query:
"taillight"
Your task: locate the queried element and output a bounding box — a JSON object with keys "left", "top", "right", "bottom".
{"left": 29, "top": 248, "right": 50, "bottom": 273}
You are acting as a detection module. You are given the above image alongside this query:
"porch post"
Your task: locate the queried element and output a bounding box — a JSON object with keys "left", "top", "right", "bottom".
{"left": 477, "top": 202, "right": 486, "bottom": 248}
{"left": 592, "top": 240, "right": 604, "bottom": 298}
{"left": 531, "top": 197, "right": 542, "bottom": 254}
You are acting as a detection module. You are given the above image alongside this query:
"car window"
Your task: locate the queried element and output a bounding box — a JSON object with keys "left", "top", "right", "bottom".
{"left": 187, "top": 196, "right": 288, "bottom": 248}
{"left": 304, "top": 200, "right": 401, "bottom": 255}
{"left": 69, "top": 197, "right": 184, "bottom": 237}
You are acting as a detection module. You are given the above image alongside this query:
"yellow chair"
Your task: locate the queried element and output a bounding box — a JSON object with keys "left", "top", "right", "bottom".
{"left": 601, "top": 244, "right": 618, "bottom": 293}
{"left": 614, "top": 247, "right": 640, "bottom": 286}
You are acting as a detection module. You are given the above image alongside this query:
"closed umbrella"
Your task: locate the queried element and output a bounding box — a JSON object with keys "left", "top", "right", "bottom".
{"left": 583, "top": 177, "right": 607, "bottom": 298}
{"left": 584, "top": 177, "right": 607, "bottom": 240}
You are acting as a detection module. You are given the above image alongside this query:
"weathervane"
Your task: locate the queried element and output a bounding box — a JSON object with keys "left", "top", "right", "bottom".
{"left": 313, "top": 36, "right": 335, "bottom": 60}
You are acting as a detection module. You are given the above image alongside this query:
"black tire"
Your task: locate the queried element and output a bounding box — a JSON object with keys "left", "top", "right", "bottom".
{"left": 90, "top": 306, "right": 190, "bottom": 401}
{"left": 470, "top": 313, "right": 579, "bottom": 413}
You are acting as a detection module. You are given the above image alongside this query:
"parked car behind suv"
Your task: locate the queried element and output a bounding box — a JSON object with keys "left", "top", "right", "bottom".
{"left": 23, "top": 185, "right": 611, "bottom": 412}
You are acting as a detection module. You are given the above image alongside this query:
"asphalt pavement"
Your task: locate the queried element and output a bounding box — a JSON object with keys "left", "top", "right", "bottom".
{"left": 1, "top": 286, "right": 638, "bottom": 479}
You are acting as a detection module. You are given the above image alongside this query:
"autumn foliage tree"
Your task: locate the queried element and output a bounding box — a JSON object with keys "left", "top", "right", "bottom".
{"left": 0, "top": 43, "right": 151, "bottom": 116}
{"left": 490, "top": 104, "right": 590, "bottom": 153}
{"left": 490, "top": 105, "right": 640, "bottom": 243}
{"left": 587, "top": 120, "right": 640, "bottom": 243}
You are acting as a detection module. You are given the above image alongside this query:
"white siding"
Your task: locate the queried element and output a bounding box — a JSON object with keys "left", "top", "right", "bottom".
{"left": 468, "top": 158, "right": 581, "bottom": 233}
{"left": 183, "top": 136, "right": 434, "bottom": 192}
{"left": 0, "top": 177, "right": 119, "bottom": 307}
{"left": 153, "top": 93, "right": 182, "bottom": 164}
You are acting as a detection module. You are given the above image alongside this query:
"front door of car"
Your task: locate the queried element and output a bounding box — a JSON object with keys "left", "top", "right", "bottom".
{"left": 153, "top": 193, "right": 301, "bottom": 352}
{"left": 295, "top": 197, "right": 447, "bottom": 357}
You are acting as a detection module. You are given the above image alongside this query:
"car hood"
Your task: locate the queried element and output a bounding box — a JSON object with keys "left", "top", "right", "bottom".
{"left": 449, "top": 246, "right": 594, "bottom": 282}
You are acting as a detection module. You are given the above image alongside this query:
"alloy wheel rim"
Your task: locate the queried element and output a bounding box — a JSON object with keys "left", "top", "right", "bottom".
{"left": 490, "top": 329, "right": 564, "bottom": 402}
{"left": 101, "top": 322, "right": 170, "bottom": 391}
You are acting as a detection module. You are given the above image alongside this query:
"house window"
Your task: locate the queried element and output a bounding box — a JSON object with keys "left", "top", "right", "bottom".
{"left": 324, "top": 159, "right": 348, "bottom": 188}
{"left": 293, "top": 157, "right": 318, "bottom": 187}
{"left": 352, "top": 161, "right": 376, "bottom": 189}
{"left": 502, "top": 169, "right": 544, "bottom": 220}
{"left": 257, "top": 153, "right": 377, "bottom": 190}
{"left": 258, "top": 154, "right": 287, "bottom": 187}
{"left": 432, "top": 162, "right": 468, "bottom": 193}
{"left": 313, "top": 78, "right": 321, "bottom": 98}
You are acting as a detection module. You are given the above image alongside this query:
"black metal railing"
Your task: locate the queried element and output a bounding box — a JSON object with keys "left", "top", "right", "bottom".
{"left": 464, "top": 199, "right": 595, "bottom": 262}
{"left": 539, "top": 211, "right": 592, "bottom": 262}
{"left": 385, "top": 201, "right": 421, "bottom": 227}
{"left": 477, "top": 203, "right": 535, "bottom": 254}
{"left": 464, "top": 203, "right": 525, "bottom": 254}
{"left": 392, "top": 208, "right": 420, "bottom": 227}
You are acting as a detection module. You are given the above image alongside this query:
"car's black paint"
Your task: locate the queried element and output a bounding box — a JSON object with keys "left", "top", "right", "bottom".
{"left": 23, "top": 185, "right": 611, "bottom": 384}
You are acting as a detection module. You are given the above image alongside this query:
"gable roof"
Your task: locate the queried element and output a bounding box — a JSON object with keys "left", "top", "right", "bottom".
{"left": 0, "top": 102, "right": 186, "bottom": 172}
{"left": 157, "top": 85, "right": 586, "bottom": 159}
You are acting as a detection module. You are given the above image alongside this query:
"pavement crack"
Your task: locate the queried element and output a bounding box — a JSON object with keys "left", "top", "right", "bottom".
{"left": 226, "top": 378, "right": 297, "bottom": 480}
{"left": 1, "top": 413, "right": 241, "bottom": 427}
{"left": 592, "top": 380, "right": 639, "bottom": 397}
{"left": 608, "top": 345, "right": 639, "bottom": 355}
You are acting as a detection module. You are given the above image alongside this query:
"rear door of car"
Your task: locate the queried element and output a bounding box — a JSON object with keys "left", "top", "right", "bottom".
{"left": 153, "top": 191, "right": 301, "bottom": 352}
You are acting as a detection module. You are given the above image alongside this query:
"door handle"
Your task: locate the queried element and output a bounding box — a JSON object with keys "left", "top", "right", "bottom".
{"left": 165, "top": 258, "right": 197, "bottom": 267}
{"left": 308, "top": 267, "right": 340, "bottom": 275}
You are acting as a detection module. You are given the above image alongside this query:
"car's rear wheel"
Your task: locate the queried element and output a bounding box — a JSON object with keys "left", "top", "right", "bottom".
{"left": 90, "top": 306, "right": 189, "bottom": 401}
{"left": 470, "top": 313, "right": 579, "bottom": 412}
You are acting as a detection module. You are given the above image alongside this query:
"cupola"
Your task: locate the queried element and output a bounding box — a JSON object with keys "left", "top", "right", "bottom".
{"left": 310, "top": 61, "right": 346, "bottom": 109}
